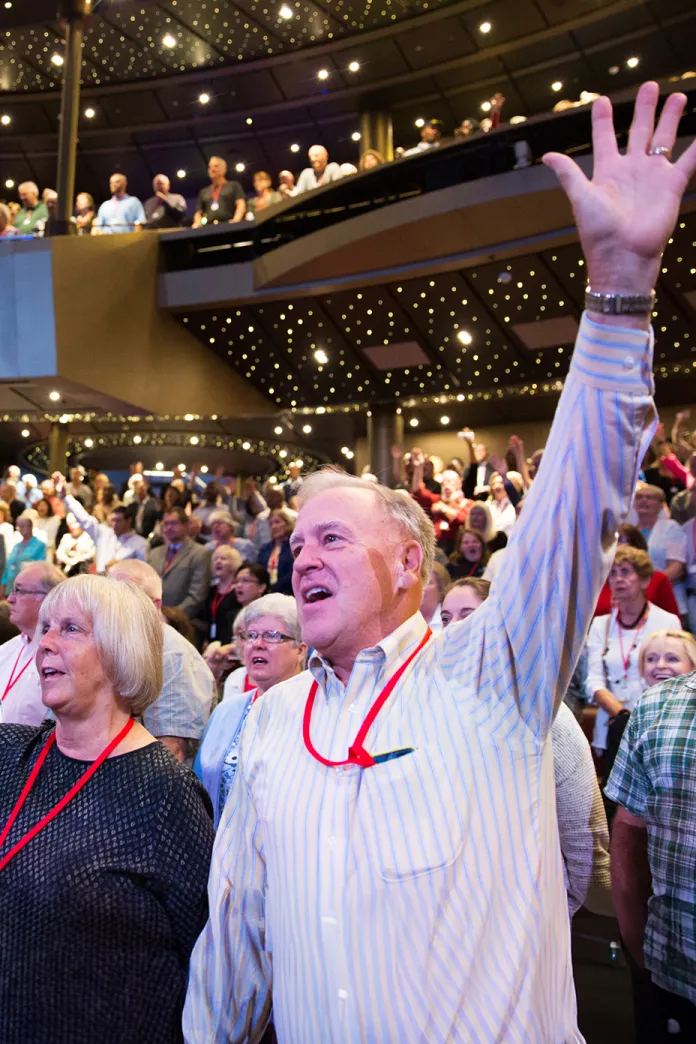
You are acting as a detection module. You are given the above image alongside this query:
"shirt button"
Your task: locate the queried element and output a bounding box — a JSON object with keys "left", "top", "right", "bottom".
{"left": 335, "top": 766, "right": 344, "bottom": 775}
{"left": 348, "top": 702, "right": 358, "bottom": 714}
{"left": 623, "top": 355, "right": 635, "bottom": 370}
{"left": 338, "top": 989, "right": 348, "bottom": 1001}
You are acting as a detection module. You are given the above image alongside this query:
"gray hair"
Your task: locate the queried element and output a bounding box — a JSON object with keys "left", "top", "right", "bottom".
{"left": 212, "top": 544, "right": 243, "bottom": 571}
{"left": 37, "top": 574, "right": 163, "bottom": 716}
{"left": 17, "top": 561, "right": 66, "bottom": 593}
{"left": 209, "top": 510, "right": 235, "bottom": 529}
{"left": 243, "top": 593, "right": 301, "bottom": 643}
{"left": 107, "top": 559, "right": 163, "bottom": 604}
{"left": 297, "top": 468, "right": 435, "bottom": 582}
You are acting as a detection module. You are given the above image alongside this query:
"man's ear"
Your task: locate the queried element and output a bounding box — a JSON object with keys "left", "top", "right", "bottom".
{"left": 395, "top": 540, "right": 423, "bottom": 591}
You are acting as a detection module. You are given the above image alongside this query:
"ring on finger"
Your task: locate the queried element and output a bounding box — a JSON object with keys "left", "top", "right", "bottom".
{"left": 648, "top": 145, "right": 673, "bottom": 160}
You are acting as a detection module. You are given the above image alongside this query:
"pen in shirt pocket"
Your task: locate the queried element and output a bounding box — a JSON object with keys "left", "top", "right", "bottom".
{"left": 371, "top": 747, "right": 416, "bottom": 765}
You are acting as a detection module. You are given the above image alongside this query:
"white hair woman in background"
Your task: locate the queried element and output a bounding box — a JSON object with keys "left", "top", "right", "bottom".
{"left": 195, "top": 593, "right": 306, "bottom": 826}
{"left": 0, "top": 573, "right": 214, "bottom": 1043}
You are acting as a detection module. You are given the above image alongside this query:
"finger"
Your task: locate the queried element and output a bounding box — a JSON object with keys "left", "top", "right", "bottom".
{"left": 591, "top": 95, "right": 619, "bottom": 163}
{"left": 674, "top": 135, "right": 696, "bottom": 184}
{"left": 626, "top": 81, "right": 660, "bottom": 154}
{"left": 651, "top": 91, "right": 687, "bottom": 153}
{"left": 542, "top": 152, "right": 589, "bottom": 203}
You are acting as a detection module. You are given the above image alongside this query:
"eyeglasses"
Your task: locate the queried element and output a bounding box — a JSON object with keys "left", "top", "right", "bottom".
{"left": 236, "top": 575, "right": 261, "bottom": 585}
{"left": 240, "top": 630, "right": 294, "bottom": 644}
{"left": 11, "top": 585, "right": 46, "bottom": 597}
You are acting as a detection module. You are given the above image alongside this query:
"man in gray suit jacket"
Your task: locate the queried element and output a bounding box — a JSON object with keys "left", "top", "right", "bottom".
{"left": 147, "top": 507, "right": 211, "bottom": 619}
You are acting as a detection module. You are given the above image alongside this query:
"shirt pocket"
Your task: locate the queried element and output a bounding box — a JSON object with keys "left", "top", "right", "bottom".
{"left": 357, "top": 745, "right": 465, "bottom": 881}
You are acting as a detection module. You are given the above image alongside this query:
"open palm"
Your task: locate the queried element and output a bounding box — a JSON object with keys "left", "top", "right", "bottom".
{"left": 543, "top": 82, "right": 696, "bottom": 290}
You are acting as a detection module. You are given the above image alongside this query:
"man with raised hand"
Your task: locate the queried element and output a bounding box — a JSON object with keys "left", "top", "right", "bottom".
{"left": 184, "top": 84, "right": 696, "bottom": 1043}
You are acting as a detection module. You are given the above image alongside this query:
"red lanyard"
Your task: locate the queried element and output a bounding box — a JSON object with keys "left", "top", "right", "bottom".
{"left": 617, "top": 608, "right": 648, "bottom": 681}
{"left": 243, "top": 673, "right": 260, "bottom": 703}
{"left": 2, "top": 646, "right": 32, "bottom": 702}
{"left": 211, "top": 182, "right": 223, "bottom": 202}
{"left": 303, "top": 628, "right": 432, "bottom": 769}
{"left": 211, "top": 584, "right": 232, "bottom": 619}
{"left": 0, "top": 717, "right": 135, "bottom": 873}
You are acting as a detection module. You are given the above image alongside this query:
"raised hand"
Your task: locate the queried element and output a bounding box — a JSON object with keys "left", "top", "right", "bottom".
{"left": 543, "top": 83, "right": 696, "bottom": 293}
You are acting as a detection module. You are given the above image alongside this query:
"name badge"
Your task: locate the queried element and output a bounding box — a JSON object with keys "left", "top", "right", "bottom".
{"left": 210, "top": 201, "right": 219, "bottom": 212}
{"left": 24, "top": 217, "right": 31, "bottom": 225}
{"left": 210, "top": 622, "right": 217, "bottom": 639}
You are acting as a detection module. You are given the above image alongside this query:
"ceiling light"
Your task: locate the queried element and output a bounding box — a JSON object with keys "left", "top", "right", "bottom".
{"left": 314, "top": 348, "right": 328, "bottom": 364}
{"left": 49, "top": 391, "right": 60, "bottom": 402}
{"left": 268, "top": 475, "right": 277, "bottom": 484}
{"left": 457, "top": 330, "right": 473, "bottom": 345}
{"left": 551, "top": 81, "right": 563, "bottom": 92}
{"left": 317, "top": 69, "right": 329, "bottom": 81}
{"left": 290, "top": 143, "right": 300, "bottom": 152}
{"left": 608, "top": 65, "right": 620, "bottom": 76}
{"left": 246, "top": 117, "right": 253, "bottom": 125}
{"left": 345, "top": 450, "right": 354, "bottom": 460}
{"left": 175, "top": 169, "right": 186, "bottom": 179}
{"left": 4, "top": 178, "right": 14, "bottom": 188}
{"left": 279, "top": 449, "right": 288, "bottom": 458}
{"left": 200, "top": 465, "right": 209, "bottom": 474}
{"left": 509, "top": 115, "right": 527, "bottom": 125}
{"left": 302, "top": 424, "right": 312, "bottom": 434}
{"left": 341, "top": 446, "right": 350, "bottom": 455}
{"left": 351, "top": 131, "right": 361, "bottom": 141}
{"left": 440, "top": 415, "right": 450, "bottom": 425}
{"left": 480, "top": 100, "right": 492, "bottom": 112}
{"left": 1, "top": 115, "right": 11, "bottom": 126}
{"left": 189, "top": 436, "right": 199, "bottom": 445}
{"left": 155, "top": 461, "right": 164, "bottom": 470}
{"left": 235, "top": 162, "right": 245, "bottom": 172}
{"left": 178, "top": 463, "right": 186, "bottom": 471}
{"left": 279, "top": 4, "right": 293, "bottom": 18}
{"left": 414, "top": 118, "right": 425, "bottom": 128}
{"left": 626, "top": 56, "right": 639, "bottom": 69}
{"left": 348, "top": 60, "right": 360, "bottom": 72}
{"left": 133, "top": 435, "right": 142, "bottom": 444}
{"left": 84, "top": 107, "right": 95, "bottom": 119}
{"left": 479, "top": 21, "right": 492, "bottom": 33}
{"left": 409, "top": 418, "right": 419, "bottom": 427}
{"left": 162, "top": 34, "right": 177, "bottom": 48}
{"left": 198, "top": 92, "right": 210, "bottom": 104}
{"left": 242, "top": 441, "right": 251, "bottom": 450}
{"left": 20, "top": 429, "right": 30, "bottom": 438}
{"left": 83, "top": 437, "right": 94, "bottom": 448}
{"left": 295, "top": 459, "right": 304, "bottom": 468}
{"left": 51, "top": 53, "right": 64, "bottom": 66}
{"left": 58, "top": 414, "right": 71, "bottom": 424}
{"left": 274, "top": 425, "right": 283, "bottom": 435}
{"left": 5, "top": 3, "right": 13, "bottom": 9}
{"left": 184, "top": 413, "right": 194, "bottom": 421}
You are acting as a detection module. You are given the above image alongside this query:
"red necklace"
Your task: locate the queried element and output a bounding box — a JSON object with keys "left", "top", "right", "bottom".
{"left": 303, "top": 629, "right": 432, "bottom": 769}
{"left": 0, "top": 717, "right": 135, "bottom": 872}
{"left": 617, "top": 603, "right": 649, "bottom": 682}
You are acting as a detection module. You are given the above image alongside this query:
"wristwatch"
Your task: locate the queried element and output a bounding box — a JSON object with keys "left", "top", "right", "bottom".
{"left": 585, "top": 287, "right": 656, "bottom": 315}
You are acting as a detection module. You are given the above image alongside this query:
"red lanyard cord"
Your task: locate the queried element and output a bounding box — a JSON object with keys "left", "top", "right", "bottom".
{"left": 2, "top": 646, "right": 32, "bottom": 702}
{"left": 303, "top": 628, "right": 432, "bottom": 769}
{"left": 0, "top": 717, "right": 135, "bottom": 873}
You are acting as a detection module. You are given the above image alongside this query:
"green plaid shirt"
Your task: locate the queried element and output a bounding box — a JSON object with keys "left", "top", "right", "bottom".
{"left": 605, "top": 671, "right": 696, "bottom": 1004}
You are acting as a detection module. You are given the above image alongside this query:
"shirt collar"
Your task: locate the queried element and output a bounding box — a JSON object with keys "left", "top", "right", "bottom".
{"left": 309, "top": 611, "right": 429, "bottom": 693}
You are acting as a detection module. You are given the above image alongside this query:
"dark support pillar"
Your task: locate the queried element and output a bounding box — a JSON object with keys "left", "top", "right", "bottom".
{"left": 359, "top": 111, "right": 394, "bottom": 161}
{"left": 54, "top": 2, "right": 89, "bottom": 236}
{"left": 48, "top": 424, "right": 69, "bottom": 475}
{"left": 368, "top": 407, "right": 402, "bottom": 487}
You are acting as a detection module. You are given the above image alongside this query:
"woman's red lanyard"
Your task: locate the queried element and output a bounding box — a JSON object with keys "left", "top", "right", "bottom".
{"left": 2, "top": 646, "right": 32, "bottom": 702}
{"left": 466, "top": 560, "right": 479, "bottom": 577}
{"left": 243, "top": 673, "right": 260, "bottom": 703}
{"left": 617, "top": 607, "right": 648, "bottom": 682}
{"left": 303, "top": 628, "right": 432, "bottom": 769}
{"left": 211, "top": 583, "right": 232, "bottom": 619}
{"left": 0, "top": 717, "right": 135, "bottom": 873}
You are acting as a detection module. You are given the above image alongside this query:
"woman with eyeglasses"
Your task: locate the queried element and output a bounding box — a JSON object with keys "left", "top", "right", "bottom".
{"left": 195, "top": 594, "right": 306, "bottom": 826}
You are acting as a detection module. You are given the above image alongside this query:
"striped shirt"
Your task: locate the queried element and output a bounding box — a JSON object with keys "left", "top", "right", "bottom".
{"left": 184, "top": 313, "right": 656, "bottom": 1044}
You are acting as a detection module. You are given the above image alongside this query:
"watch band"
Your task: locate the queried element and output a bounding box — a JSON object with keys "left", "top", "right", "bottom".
{"left": 585, "top": 287, "right": 656, "bottom": 315}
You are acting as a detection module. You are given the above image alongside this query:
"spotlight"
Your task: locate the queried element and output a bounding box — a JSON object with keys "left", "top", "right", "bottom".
{"left": 348, "top": 60, "right": 360, "bottom": 72}
{"left": 351, "top": 131, "right": 361, "bottom": 141}
{"left": 279, "top": 4, "right": 293, "bottom": 18}
{"left": 509, "top": 115, "right": 527, "bottom": 125}
{"left": 341, "top": 446, "right": 350, "bottom": 455}
{"left": 235, "top": 162, "right": 245, "bottom": 172}
{"left": 176, "top": 169, "right": 186, "bottom": 179}
{"left": 551, "top": 81, "right": 563, "bottom": 92}
{"left": 314, "top": 349, "right": 328, "bottom": 364}
{"left": 480, "top": 100, "right": 492, "bottom": 112}
{"left": 84, "top": 107, "right": 95, "bottom": 119}
{"left": 302, "top": 424, "right": 312, "bottom": 434}
{"left": 279, "top": 449, "right": 288, "bottom": 458}
{"left": 4, "top": 178, "right": 14, "bottom": 188}
{"left": 626, "top": 56, "right": 639, "bottom": 69}
{"left": 49, "top": 391, "right": 60, "bottom": 402}
{"left": 317, "top": 69, "right": 329, "bottom": 81}
{"left": 440, "top": 416, "right": 450, "bottom": 425}
{"left": 162, "top": 34, "right": 176, "bottom": 48}
{"left": 200, "top": 465, "right": 209, "bottom": 474}
{"left": 242, "top": 441, "right": 251, "bottom": 450}
{"left": 21, "top": 429, "right": 30, "bottom": 438}
{"left": 479, "top": 21, "right": 492, "bottom": 33}
{"left": 133, "top": 435, "right": 142, "bottom": 444}
{"left": 190, "top": 436, "right": 199, "bottom": 445}
{"left": 84, "top": 437, "right": 94, "bottom": 448}
{"left": 274, "top": 426, "right": 284, "bottom": 435}
{"left": 51, "top": 54, "right": 64, "bottom": 66}
{"left": 0, "top": 115, "right": 10, "bottom": 126}
{"left": 414, "top": 118, "right": 425, "bottom": 128}
{"left": 155, "top": 462, "right": 164, "bottom": 470}
{"left": 409, "top": 418, "right": 419, "bottom": 427}
{"left": 290, "top": 143, "right": 300, "bottom": 152}
{"left": 184, "top": 414, "right": 195, "bottom": 421}
{"left": 295, "top": 459, "right": 304, "bottom": 468}
{"left": 457, "top": 330, "right": 473, "bottom": 345}
{"left": 246, "top": 117, "right": 253, "bottom": 125}
{"left": 198, "top": 92, "right": 210, "bottom": 104}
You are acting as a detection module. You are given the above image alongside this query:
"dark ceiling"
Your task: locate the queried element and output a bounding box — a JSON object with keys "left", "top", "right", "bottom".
{"left": 1, "top": 0, "right": 695, "bottom": 202}
{"left": 176, "top": 207, "right": 696, "bottom": 429}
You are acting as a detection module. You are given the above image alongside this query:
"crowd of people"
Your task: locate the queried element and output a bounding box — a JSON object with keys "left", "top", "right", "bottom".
{"left": 0, "top": 84, "right": 695, "bottom": 1044}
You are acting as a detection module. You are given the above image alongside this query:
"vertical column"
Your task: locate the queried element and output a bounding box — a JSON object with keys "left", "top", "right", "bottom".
{"left": 54, "top": 2, "right": 88, "bottom": 235}
{"left": 48, "top": 423, "right": 69, "bottom": 475}
{"left": 359, "top": 112, "right": 394, "bottom": 161}
{"left": 368, "top": 407, "right": 402, "bottom": 487}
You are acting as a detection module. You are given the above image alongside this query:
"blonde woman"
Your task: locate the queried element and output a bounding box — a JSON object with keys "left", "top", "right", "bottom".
{"left": 639, "top": 629, "right": 696, "bottom": 687}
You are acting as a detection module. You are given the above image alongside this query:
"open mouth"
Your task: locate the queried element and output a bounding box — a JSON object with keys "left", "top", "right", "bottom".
{"left": 251, "top": 655, "right": 269, "bottom": 667}
{"left": 41, "top": 667, "right": 64, "bottom": 679}
{"left": 303, "top": 586, "right": 331, "bottom": 605}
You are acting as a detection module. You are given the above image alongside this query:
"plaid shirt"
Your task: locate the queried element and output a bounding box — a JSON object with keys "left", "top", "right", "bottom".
{"left": 605, "top": 671, "right": 696, "bottom": 1004}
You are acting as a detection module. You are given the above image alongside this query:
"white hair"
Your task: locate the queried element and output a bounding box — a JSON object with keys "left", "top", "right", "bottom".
{"left": 17, "top": 561, "right": 65, "bottom": 593}
{"left": 107, "top": 558, "right": 163, "bottom": 603}
{"left": 243, "top": 593, "right": 302, "bottom": 643}
{"left": 212, "top": 544, "right": 242, "bottom": 571}
{"left": 209, "top": 510, "right": 235, "bottom": 529}
{"left": 466, "top": 501, "right": 495, "bottom": 542}
{"left": 297, "top": 468, "right": 435, "bottom": 582}
{"left": 38, "top": 574, "right": 163, "bottom": 715}
{"left": 22, "top": 474, "right": 37, "bottom": 487}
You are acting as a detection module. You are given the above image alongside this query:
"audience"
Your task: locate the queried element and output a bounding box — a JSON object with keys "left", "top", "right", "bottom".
{"left": 2, "top": 515, "right": 46, "bottom": 593}
{"left": 0, "top": 572, "right": 214, "bottom": 1041}
{"left": 56, "top": 474, "right": 147, "bottom": 573}
{"left": 0, "top": 202, "right": 19, "bottom": 237}
{"left": 247, "top": 171, "right": 282, "bottom": 216}
{"left": 147, "top": 507, "right": 211, "bottom": 620}
{"left": 210, "top": 510, "right": 256, "bottom": 561}
{"left": 193, "top": 156, "right": 246, "bottom": 227}
{"left": 447, "top": 528, "right": 489, "bottom": 579}
{"left": 404, "top": 118, "right": 444, "bottom": 155}
{"left": 257, "top": 510, "right": 294, "bottom": 595}
{"left": 14, "top": 181, "right": 48, "bottom": 236}
{"left": 144, "top": 173, "right": 187, "bottom": 229}
{"left": 54, "top": 515, "right": 95, "bottom": 575}
{"left": 633, "top": 484, "right": 688, "bottom": 620}
{"left": 295, "top": 145, "right": 341, "bottom": 194}
{"left": 233, "top": 561, "right": 269, "bottom": 609}
{"left": 359, "top": 149, "right": 384, "bottom": 170}
{"left": 277, "top": 170, "right": 295, "bottom": 198}
{"left": 594, "top": 524, "right": 679, "bottom": 618}
{"left": 487, "top": 471, "right": 517, "bottom": 536}
{"left": 92, "top": 172, "right": 145, "bottom": 234}
{"left": 199, "top": 544, "right": 242, "bottom": 646}
{"left": 74, "top": 191, "right": 96, "bottom": 234}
